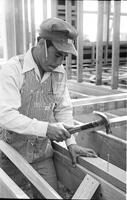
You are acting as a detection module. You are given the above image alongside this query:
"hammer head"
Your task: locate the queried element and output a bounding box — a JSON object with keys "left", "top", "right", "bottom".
{"left": 93, "top": 111, "right": 112, "bottom": 134}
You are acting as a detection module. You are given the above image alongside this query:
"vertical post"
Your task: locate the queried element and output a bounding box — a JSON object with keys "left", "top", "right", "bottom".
{"left": 103, "top": 0, "right": 111, "bottom": 65}
{"left": 30, "top": 0, "right": 36, "bottom": 46}
{"left": 51, "top": 0, "right": 57, "bottom": 17}
{"left": 14, "top": 0, "right": 24, "bottom": 54}
{"left": 22, "top": 0, "right": 30, "bottom": 52}
{"left": 4, "top": 0, "right": 16, "bottom": 59}
{"left": 65, "top": 0, "right": 72, "bottom": 79}
{"left": 95, "top": 0, "right": 104, "bottom": 85}
{"left": 77, "top": 0, "right": 83, "bottom": 82}
{"left": 111, "top": 1, "right": 121, "bottom": 89}
{"left": 43, "top": 0, "right": 47, "bottom": 20}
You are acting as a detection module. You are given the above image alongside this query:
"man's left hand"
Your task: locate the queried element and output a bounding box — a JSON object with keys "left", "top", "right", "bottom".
{"left": 68, "top": 144, "right": 98, "bottom": 167}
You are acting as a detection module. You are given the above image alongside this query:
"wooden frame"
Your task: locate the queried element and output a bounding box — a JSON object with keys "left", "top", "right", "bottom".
{"left": 74, "top": 119, "right": 126, "bottom": 170}
{"left": 0, "top": 140, "right": 125, "bottom": 199}
{"left": 0, "top": 140, "right": 62, "bottom": 199}
{"left": 0, "top": 168, "right": 29, "bottom": 199}
{"left": 53, "top": 142, "right": 126, "bottom": 200}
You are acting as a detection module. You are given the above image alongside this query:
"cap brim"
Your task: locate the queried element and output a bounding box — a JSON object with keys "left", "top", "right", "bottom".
{"left": 52, "top": 40, "right": 78, "bottom": 56}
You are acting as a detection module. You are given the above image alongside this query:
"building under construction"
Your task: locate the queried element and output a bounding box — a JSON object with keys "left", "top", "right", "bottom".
{"left": 0, "top": 0, "right": 126, "bottom": 199}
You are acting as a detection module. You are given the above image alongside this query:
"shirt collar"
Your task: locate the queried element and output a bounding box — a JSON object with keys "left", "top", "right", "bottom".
{"left": 22, "top": 48, "right": 65, "bottom": 74}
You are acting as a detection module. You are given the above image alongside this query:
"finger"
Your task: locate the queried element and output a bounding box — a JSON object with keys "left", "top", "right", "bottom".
{"left": 69, "top": 152, "right": 77, "bottom": 168}
{"left": 72, "top": 156, "right": 77, "bottom": 168}
{"left": 62, "top": 129, "right": 71, "bottom": 139}
{"left": 59, "top": 123, "right": 71, "bottom": 139}
{"left": 87, "top": 150, "right": 98, "bottom": 157}
{"left": 62, "top": 124, "right": 74, "bottom": 136}
{"left": 86, "top": 152, "right": 98, "bottom": 157}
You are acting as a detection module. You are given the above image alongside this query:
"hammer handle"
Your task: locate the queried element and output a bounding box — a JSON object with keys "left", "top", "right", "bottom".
{"left": 68, "top": 119, "right": 104, "bottom": 134}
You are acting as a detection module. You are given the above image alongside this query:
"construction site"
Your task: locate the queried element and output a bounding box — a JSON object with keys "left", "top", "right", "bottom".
{"left": 0, "top": 0, "right": 127, "bottom": 199}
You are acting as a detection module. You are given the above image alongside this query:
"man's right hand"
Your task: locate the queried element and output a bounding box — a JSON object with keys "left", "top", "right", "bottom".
{"left": 46, "top": 122, "right": 71, "bottom": 142}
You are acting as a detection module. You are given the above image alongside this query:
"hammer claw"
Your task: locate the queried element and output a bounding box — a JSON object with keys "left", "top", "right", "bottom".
{"left": 93, "top": 111, "right": 112, "bottom": 134}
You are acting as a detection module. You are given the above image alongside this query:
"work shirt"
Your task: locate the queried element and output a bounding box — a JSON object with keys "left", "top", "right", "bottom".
{"left": 0, "top": 48, "right": 76, "bottom": 146}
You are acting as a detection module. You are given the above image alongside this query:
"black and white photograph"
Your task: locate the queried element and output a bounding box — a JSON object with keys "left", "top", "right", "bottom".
{"left": 0, "top": 0, "right": 126, "bottom": 199}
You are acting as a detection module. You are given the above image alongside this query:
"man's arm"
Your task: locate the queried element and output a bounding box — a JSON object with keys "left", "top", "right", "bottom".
{"left": 53, "top": 76, "right": 76, "bottom": 146}
{"left": 0, "top": 61, "right": 48, "bottom": 137}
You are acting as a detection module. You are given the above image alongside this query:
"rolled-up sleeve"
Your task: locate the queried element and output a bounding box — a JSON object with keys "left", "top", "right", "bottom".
{"left": 0, "top": 62, "right": 48, "bottom": 137}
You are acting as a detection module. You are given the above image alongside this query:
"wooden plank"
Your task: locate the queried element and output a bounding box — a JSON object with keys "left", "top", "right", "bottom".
{"left": 77, "top": 0, "right": 83, "bottom": 82}
{"left": 71, "top": 93, "right": 127, "bottom": 114}
{"left": 4, "top": 0, "right": 16, "bottom": 59}
{"left": 65, "top": 0, "right": 72, "bottom": 79}
{"left": 51, "top": 0, "right": 57, "bottom": 17}
{"left": 103, "top": 1, "right": 111, "bottom": 65}
{"left": 69, "top": 91, "right": 94, "bottom": 99}
{"left": 42, "top": 0, "right": 47, "bottom": 20}
{"left": 67, "top": 80, "right": 123, "bottom": 96}
{"left": 53, "top": 143, "right": 126, "bottom": 200}
{"left": 0, "top": 168, "right": 29, "bottom": 199}
{"left": 14, "top": 0, "right": 24, "bottom": 54}
{"left": 53, "top": 142, "right": 126, "bottom": 192}
{"left": 0, "top": 140, "right": 62, "bottom": 199}
{"left": 22, "top": 0, "right": 30, "bottom": 52}
{"left": 111, "top": 1, "right": 121, "bottom": 89}
{"left": 30, "top": 0, "right": 36, "bottom": 46}
{"left": 96, "top": 0, "right": 104, "bottom": 85}
{"left": 72, "top": 174, "right": 100, "bottom": 199}
{"left": 109, "top": 116, "right": 127, "bottom": 127}
{"left": 73, "top": 120, "right": 126, "bottom": 170}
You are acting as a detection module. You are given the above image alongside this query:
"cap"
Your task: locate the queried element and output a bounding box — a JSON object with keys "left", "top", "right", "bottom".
{"left": 39, "top": 17, "right": 78, "bottom": 56}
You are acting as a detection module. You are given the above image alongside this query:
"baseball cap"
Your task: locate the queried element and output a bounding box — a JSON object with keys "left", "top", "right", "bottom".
{"left": 38, "top": 17, "right": 78, "bottom": 56}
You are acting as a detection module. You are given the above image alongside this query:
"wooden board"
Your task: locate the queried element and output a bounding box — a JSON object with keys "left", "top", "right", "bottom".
{"left": 72, "top": 93, "right": 127, "bottom": 114}
{"left": 72, "top": 174, "right": 100, "bottom": 199}
{"left": 53, "top": 143, "right": 125, "bottom": 200}
{"left": 67, "top": 80, "right": 123, "bottom": 96}
{"left": 0, "top": 140, "right": 62, "bottom": 199}
{"left": 73, "top": 119, "right": 126, "bottom": 170}
{"left": 76, "top": 130, "right": 126, "bottom": 170}
{"left": 0, "top": 168, "right": 29, "bottom": 199}
{"left": 53, "top": 142, "right": 126, "bottom": 192}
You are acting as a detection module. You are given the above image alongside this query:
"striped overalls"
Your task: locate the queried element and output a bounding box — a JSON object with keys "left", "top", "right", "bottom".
{"left": 0, "top": 55, "right": 66, "bottom": 196}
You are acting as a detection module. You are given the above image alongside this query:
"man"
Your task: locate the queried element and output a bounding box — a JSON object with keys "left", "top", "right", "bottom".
{"left": 0, "top": 17, "right": 97, "bottom": 198}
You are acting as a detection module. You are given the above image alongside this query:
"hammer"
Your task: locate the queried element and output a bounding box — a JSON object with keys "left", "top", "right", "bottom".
{"left": 68, "top": 111, "right": 112, "bottom": 135}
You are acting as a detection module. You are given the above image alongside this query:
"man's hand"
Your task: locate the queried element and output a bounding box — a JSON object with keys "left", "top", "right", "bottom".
{"left": 68, "top": 144, "right": 98, "bottom": 167}
{"left": 46, "top": 122, "right": 71, "bottom": 142}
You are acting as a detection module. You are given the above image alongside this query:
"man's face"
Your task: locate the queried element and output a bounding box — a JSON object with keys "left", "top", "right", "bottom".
{"left": 39, "top": 44, "right": 68, "bottom": 73}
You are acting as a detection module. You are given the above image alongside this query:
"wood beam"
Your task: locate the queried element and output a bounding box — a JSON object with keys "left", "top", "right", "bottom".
{"left": 103, "top": 1, "right": 111, "bottom": 65}
{"left": 111, "top": 1, "right": 121, "bottom": 89}
{"left": 96, "top": 0, "right": 104, "bottom": 85}
{"left": 77, "top": 0, "right": 83, "bottom": 82}
{"left": 74, "top": 120, "right": 126, "bottom": 170}
{"left": 109, "top": 115, "right": 127, "bottom": 127}
{"left": 65, "top": 0, "right": 72, "bottom": 80}
{"left": 53, "top": 142, "right": 126, "bottom": 200}
{"left": 4, "top": 0, "right": 16, "bottom": 59}
{"left": 30, "top": 0, "right": 36, "bottom": 46}
{"left": 42, "top": 0, "right": 47, "bottom": 20}
{"left": 14, "top": 0, "right": 24, "bottom": 54}
{"left": 22, "top": 0, "right": 30, "bottom": 52}
{"left": 51, "top": 0, "right": 57, "bottom": 17}
{"left": 72, "top": 174, "right": 100, "bottom": 199}
{"left": 0, "top": 168, "right": 29, "bottom": 198}
{"left": 0, "top": 140, "right": 62, "bottom": 199}
{"left": 72, "top": 93, "right": 127, "bottom": 114}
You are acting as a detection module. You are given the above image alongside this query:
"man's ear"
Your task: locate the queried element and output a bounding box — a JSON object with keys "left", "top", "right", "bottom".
{"left": 37, "top": 36, "right": 41, "bottom": 42}
{"left": 37, "top": 37, "right": 45, "bottom": 47}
